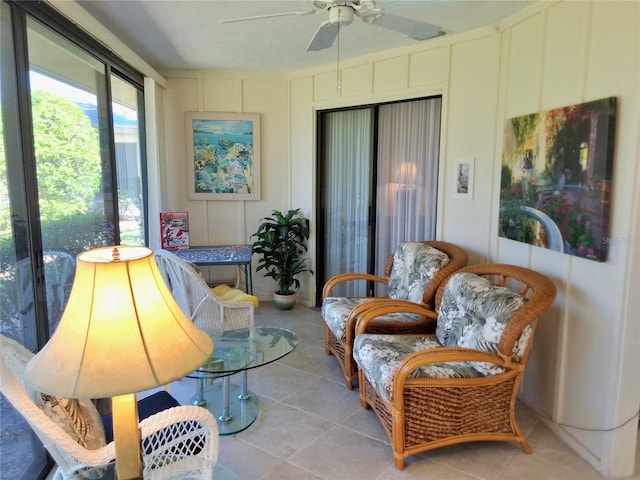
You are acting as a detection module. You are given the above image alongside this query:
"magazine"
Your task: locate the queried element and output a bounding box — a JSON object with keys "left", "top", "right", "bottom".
{"left": 160, "top": 211, "right": 190, "bottom": 250}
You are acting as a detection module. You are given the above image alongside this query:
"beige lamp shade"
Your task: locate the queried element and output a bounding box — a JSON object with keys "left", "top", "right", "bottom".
{"left": 25, "top": 246, "right": 213, "bottom": 398}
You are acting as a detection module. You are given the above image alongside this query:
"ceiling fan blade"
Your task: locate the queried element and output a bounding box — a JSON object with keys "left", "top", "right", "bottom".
{"left": 373, "top": 13, "right": 445, "bottom": 40}
{"left": 306, "top": 22, "right": 340, "bottom": 51}
{"left": 219, "top": 9, "right": 316, "bottom": 24}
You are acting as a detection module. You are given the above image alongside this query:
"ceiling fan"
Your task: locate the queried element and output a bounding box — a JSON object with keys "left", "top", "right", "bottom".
{"left": 219, "top": 1, "right": 445, "bottom": 52}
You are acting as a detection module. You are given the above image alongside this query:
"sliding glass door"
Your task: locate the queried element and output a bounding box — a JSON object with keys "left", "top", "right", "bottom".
{"left": 0, "top": 2, "right": 147, "bottom": 478}
{"left": 316, "top": 97, "right": 442, "bottom": 304}
{"left": 374, "top": 98, "right": 441, "bottom": 275}
{"left": 317, "top": 107, "right": 375, "bottom": 299}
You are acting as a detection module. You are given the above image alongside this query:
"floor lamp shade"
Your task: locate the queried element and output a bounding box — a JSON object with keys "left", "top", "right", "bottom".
{"left": 25, "top": 246, "right": 214, "bottom": 398}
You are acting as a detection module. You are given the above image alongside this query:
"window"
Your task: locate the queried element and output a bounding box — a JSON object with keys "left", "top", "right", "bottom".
{"left": 0, "top": 2, "right": 147, "bottom": 478}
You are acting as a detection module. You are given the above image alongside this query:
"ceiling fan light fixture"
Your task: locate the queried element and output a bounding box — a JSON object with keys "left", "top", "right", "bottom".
{"left": 328, "top": 5, "right": 355, "bottom": 25}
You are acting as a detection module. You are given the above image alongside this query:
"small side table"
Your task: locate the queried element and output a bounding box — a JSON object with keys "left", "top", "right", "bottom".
{"left": 188, "top": 327, "right": 298, "bottom": 435}
{"left": 173, "top": 245, "right": 253, "bottom": 294}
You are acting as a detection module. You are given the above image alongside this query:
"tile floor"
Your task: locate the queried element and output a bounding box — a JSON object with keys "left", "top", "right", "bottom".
{"left": 166, "top": 303, "right": 639, "bottom": 480}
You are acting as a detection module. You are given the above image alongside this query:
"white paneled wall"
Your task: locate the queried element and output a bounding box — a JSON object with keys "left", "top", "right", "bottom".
{"left": 287, "top": 2, "right": 639, "bottom": 477}
{"left": 160, "top": 71, "right": 291, "bottom": 296}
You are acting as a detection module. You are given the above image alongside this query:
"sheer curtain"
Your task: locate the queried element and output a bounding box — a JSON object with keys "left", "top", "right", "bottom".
{"left": 322, "top": 108, "right": 373, "bottom": 297}
{"left": 375, "top": 97, "right": 442, "bottom": 279}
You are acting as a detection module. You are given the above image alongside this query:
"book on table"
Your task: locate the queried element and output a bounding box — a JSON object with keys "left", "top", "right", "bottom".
{"left": 160, "top": 211, "right": 190, "bottom": 250}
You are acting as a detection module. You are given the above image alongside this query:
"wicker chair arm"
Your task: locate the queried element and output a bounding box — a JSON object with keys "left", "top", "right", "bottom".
{"left": 354, "top": 301, "right": 438, "bottom": 335}
{"left": 400, "top": 347, "right": 512, "bottom": 372}
{"left": 139, "top": 405, "right": 219, "bottom": 464}
{"left": 322, "top": 272, "right": 388, "bottom": 298}
{"left": 50, "top": 431, "right": 117, "bottom": 474}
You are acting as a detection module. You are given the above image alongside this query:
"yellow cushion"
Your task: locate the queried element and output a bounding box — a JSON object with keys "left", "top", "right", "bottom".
{"left": 211, "top": 284, "right": 232, "bottom": 296}
{"left": 211, "top": 284, "right": 259, "bottom": 308}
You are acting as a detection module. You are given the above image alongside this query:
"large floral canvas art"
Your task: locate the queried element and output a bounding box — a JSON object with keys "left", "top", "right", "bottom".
{"left": 499, "top": 97, "right": 616, "bottom": 262}
{"left": 186, "top": 112, "right": 260, "bottom": 200}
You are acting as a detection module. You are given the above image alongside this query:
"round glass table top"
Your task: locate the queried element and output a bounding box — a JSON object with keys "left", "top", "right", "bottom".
{"left": 189, "top": 326, "right": 298, "bottom": 377}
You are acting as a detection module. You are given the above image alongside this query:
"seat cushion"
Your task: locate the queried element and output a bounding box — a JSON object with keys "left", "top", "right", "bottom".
{"left": 436, "top": 272, "right": 529, "bottom": 374}
{"left": 322, "top": 297, "right": 376, "bottom": 340}
{"left": 353, "top": 334, "right": 484, "bottom": 402}
{"left": 387, "top": 243, "right": 450, "bottom": 303}
{"left": 211, "top": 284, "right": 259, "bottom": 308}
{"left": 323, "top": 297, "right": 431, "bottom": 342}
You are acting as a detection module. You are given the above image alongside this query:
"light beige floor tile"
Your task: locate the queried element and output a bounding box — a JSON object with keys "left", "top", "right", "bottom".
{"left": 340, "top": 405, "right": 390, "bottom": 444}
{"left": 240, "top": 402, "right": 334, "bottom": 458}
{"left": 377, "top": 457, "right": 483, "bottom": 479}
{"left": 281, "top": 377, "right": 362, "bottom": 423}
{"left": 278, "top": 343, "right": 342, "bottom": 376}
{"left": 289, "top": 425, "right": 393, "bottom": 480}
{"left": 497, "top": 446, "right": 610, "bottom": 480}
{"left": 420, "top": 441, "right": 517, "bottom": 479}
{"left": 247, "top": 362, "right": 317, "bottom": 401}
{"left": 217, "top": 436, "right": 283, "bottom": 480}
{"left": 165, "top": 303, "right": 635, "bottom": 480}
{"left": 257, "top": 461, "right": 323, "bottom": 480}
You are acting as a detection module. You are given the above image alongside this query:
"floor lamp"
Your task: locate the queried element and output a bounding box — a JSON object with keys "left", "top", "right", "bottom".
{"left": 25, "top": 246, "right": 213, "bottom": 480}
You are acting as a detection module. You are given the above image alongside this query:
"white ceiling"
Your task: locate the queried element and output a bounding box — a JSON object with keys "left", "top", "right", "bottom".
{"left": 75, "top": 0, "right": 533, "bottom": 72}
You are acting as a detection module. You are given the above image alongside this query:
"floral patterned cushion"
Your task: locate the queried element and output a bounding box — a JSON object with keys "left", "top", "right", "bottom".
{"left": 353, "top": 334, "right": 484, "bottom": 402}
{"left": 387, "top": 243, "right": 450, "bottom": 304}
{"left": 436, "top": 272, "right": 530, "bottom": 374}
{"left": 353, "top": 272, "right": 532, "bottom": 402}
{"left": 322, "top": 297, "right": 374, "bottom": 340}
{"left": 322, "top": 297, "right": 426, "bottom": 341}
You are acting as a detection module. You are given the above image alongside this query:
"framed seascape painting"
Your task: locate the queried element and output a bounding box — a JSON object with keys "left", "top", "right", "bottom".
{"left": 186, "top": 112, "right": 260, "bottom": 200}
{"left": 498, "top": 97, "right": 616, "bottom": 262}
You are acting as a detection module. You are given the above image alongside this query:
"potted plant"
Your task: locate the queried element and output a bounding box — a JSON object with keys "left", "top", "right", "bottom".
{"left": 251, "top": 208, "right": 312, "bottom": 310}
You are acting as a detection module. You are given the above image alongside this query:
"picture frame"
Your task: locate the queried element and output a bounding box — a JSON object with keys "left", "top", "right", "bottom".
{"left": 498, "top": 96, "right": 616, "bottom": 262}
{"left": 185, "top": 111, "right": 260, "bottom": 200}
{"left": 453, "top": 158, "right": 475, "bottom": 199}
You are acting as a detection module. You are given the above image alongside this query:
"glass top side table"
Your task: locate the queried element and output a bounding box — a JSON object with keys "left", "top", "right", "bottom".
{"left": 187, "top": 326, "right": 297, "bottom": 435}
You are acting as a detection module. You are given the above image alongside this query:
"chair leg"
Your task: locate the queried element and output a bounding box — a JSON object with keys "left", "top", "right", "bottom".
{"left": 324, "top": 325, "right": 332, "bottom": 355}
{"left": 519, "top": 437, "right": 532, "bottom": 453}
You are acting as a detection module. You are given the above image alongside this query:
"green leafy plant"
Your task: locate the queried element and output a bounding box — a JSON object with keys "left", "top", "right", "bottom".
{"left": 251, "top": 209, "right": 313, "bottom": 295}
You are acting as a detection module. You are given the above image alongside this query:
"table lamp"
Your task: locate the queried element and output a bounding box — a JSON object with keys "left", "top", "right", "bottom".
{"left": 25, "top": 246, "right": 214, "bottom": 480}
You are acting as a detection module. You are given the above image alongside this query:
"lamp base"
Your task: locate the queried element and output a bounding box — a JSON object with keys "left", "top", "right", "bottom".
{"left": 112, "top": 394, "right": 142, "bottom": 480}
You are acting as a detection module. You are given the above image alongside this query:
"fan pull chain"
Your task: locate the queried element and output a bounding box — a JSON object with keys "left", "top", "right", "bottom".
{"left": 336, "top": 25, "right": 341, "bottom": 94}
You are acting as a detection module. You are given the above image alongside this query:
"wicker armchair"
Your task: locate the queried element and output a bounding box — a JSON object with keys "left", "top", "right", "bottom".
{"left": 1, "top": 335, "right": 219, "bottom": 479}
{"left": 154, "top": 249, "right": 254, "bottom": 332}
{"left": 154, "top": 249, "right": 255, "bottom": 401}
{"left": 321, "top": 241, "right": 468, "bottom": 389}
{"left": 353, "top": 264, "right": 557, "bottom": 469}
